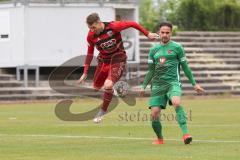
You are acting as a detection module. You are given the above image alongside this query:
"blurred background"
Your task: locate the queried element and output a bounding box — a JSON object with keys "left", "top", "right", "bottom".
{"left": 0, "top": 1, "right": 239, "bottom": 160}
{"left": 0, "top": 0, "right": 239, "bottom": 101}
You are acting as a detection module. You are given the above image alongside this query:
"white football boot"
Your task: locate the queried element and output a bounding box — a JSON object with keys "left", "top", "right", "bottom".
{"left": 93, "top": 109, "right": 106, "bottom": 123}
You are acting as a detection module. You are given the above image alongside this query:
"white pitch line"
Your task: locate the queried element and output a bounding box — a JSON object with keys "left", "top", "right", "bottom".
{"left": 55, "top": 123, "right": 240, "bottom": 127}
{"left": 0, "top": 134, "right": 240, "bottom": 143}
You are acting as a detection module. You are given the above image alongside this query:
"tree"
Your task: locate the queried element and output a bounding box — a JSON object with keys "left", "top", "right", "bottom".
{"left": 139, "top": 0, "right": 160, "bottom": 31}
{"left": 167, "top": 0, "right": 240, "bottom": 31}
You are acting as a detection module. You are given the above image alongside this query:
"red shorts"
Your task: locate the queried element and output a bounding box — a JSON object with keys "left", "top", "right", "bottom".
{"left": 93, "top": 62, "right": 125, "bottom": 89}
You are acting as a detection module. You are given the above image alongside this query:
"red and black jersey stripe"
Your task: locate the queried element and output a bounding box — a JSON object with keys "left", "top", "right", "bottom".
{"left": 83, "top": 21, "right": 149, "bottom": 74}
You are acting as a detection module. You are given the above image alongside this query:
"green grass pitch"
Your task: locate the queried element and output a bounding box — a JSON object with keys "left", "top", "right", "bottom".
{"left": 0, "top": 97, "right": 239, "bottom": 160}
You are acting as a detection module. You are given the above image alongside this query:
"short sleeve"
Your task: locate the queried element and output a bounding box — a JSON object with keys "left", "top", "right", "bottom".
{"left": 177, "top": 44, "right": 187, "bottom": 63}
{"left": 147, "top": 48, "right": 155, "bottom": 64}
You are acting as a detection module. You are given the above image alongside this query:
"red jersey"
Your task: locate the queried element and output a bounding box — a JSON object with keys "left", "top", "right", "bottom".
{"left": 83, "top": 21, "right": 149, "bottom": 74}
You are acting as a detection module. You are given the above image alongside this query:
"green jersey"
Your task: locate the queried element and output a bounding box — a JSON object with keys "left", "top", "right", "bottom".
{"left": 149, "top": 41, "right": 186, "bottom": 85}
{"left": 142, "top": 40, "right": 196, "bottom": 90}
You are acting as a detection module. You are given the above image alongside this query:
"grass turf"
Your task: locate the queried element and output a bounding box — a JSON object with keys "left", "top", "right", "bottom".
{"left": 0, "top": 97, "right": 239, "bottom": 160}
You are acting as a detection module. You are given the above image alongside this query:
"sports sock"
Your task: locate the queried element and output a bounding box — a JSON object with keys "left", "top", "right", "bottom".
{"left": 175, "top": 106, "right": 188, "bottom": 135}
{"left": 95, "top": 108, "right": 106, "bottom": 118}
{"left": 152, "top": 118, "right": 163, "bottom": 139}
{"left": 101, "top": 89, "right": 113, "bottom": 112}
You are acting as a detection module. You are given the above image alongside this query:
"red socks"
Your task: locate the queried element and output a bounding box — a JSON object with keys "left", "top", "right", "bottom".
{"left": 101, "top": 89, "right": 113, "bottom": 112}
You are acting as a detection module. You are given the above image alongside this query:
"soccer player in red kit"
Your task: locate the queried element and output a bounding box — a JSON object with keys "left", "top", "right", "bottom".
{"left": 76, "top": 13, "right": 158, "bottom": 123}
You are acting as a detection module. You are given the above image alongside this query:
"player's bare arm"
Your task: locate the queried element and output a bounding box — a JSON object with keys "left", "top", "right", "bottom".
{"left": 76, "top": 73, "right": 87, "bottom": 85}
{"left": 194, "top": 84, "right": 205, "bottom": 94}
{"left": 112, "top": 21, "right": 159, "bottom": 40}
{"left": 147, "top": 32, "right": 159, "bottom": 40}
{"left": 138, "top": 87, "right": 145, "bottom": 97}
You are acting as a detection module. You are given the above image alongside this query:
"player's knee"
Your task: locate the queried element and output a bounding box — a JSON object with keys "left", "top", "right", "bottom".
{"left": 151, "top": 109, "right": 160, "bottom": 120}
{"left": 171, "top": 97, "right": 181, "bottom": 107}
{"left": 172, "top": 101, "right": 181, "bottom": 107}
{"left": 151, "top": 113, "right": 159, "bottom": 121}
{"left": 104, "top": 79, "right": 113, "bottom": 90}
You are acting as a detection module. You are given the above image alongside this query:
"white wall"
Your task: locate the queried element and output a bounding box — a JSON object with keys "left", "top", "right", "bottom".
{"left": 116, "top": 8, "right": 139, "bottom": 62}
{"left": 0, "top": 6, "right": 24, "bottom": 68}
{"left": 0, "top": 4, "right": 139, "bottom": 68}
{"left": 24, "top": 6, "right": 115, "bottom": 66}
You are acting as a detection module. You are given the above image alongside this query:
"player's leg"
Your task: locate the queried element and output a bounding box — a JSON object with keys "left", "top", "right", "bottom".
{"left": 168, "top": 84, "right": 192, "bottom": 144}
{"left": 102, "top": 62, "right": 125, "bottom": 111}
{"left": 151, "top": 107, "right": 164, "bottom": 144}
{"left": 93, "top": 62, "right": 125, "bottom": 123}
{"left": 92, "top": 63, "right": 109, "bottom": 123}
{"left": 101, "top": 79, "right": 114, "bottom": 112}
{"left": 149, "top": 94, "right": 167, "bottom": 145}
{"left": 93, "top": 63, "right": 108, "bottom": 90}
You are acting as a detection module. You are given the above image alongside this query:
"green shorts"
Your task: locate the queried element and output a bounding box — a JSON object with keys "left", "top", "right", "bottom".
{"left": 149, "top": 83, "right": 182, "bottom": 109}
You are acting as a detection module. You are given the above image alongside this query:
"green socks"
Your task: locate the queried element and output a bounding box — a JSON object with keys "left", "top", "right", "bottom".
{"left": 151, "top": 106, "right": 188, "bottom": 138}
{"left": 175, "top": 106, "right": 188, "bottom": 135}
{"left": 152, "top": 119, "right": 163, "bottom": 139}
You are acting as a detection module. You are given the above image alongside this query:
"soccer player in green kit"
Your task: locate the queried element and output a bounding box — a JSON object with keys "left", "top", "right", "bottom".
{"left": 139, "top": 22, "right": 205, "bottom": 145}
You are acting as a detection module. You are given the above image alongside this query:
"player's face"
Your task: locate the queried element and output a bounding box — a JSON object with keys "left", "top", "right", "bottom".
{"left": 158, "top": 26, "right": 172, "bottom": 44}
{"left": 88, "top": 21, "right": 103, "bottom": 35}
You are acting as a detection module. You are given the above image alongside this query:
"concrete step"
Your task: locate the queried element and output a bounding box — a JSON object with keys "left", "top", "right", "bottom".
{"left": 140, "top": 54, "right": 240, "bottom": 63}
{"left": 140, "top": 47, "right": 240, "bottom": 54}
{"left": 185, "top": 47, "right": 240, "bottom": 54}
{"left": 132, "top": 86, "right": 240, "bottom": 95}
{"left": 185, "top": 53, "right": 240, "bottom": 59}
{"left": 0, "top": 89, "right": 32, "bottom": 95}
{"left": 187, "top": 59, "right": 239, "bottom": 65}
{"left": 0, "top": 90, "right": 103, "bottom": 101}
{"left": 141, "top": 89, "right": 240, "bottom": 95}
{"left": 182, "top": 90, "right": 240, "bottom": 95}
{"left": 130, "top": 70, "right": 240, "bottom": 78}
{"left": 0, "top": 94, "right": 76, "bottom": 101}
{"left": 0, "top": 85, "right": 239, "bottom": 101}
{"left": 140, "top": 36, "right": 240, "bottom": 43}
{"left": 136, "top": 76, "right": 240, "bottom": 84}
{"left": 140, "top": 42, "right": 240, "bottom": 48}
{"left": 0, "top": 81, "right": 23, "bottom": 88}
{"left": 139, "top": 59, "right": 240, "bottom": 65}
{"left": 139, "top": 64, "right": 240, "bottom": 71}
{"left": 176, "top": 31, "right": 240, "bottom": 37}
{"left": 0, "top": 87, "right": 55, "bottom": 95}
{"left": 140, "top": 55, "right": 240, "bottom": 62}
{"left": 188, "top": 70, "right": 240, "bottom": 77}
{"left": 141, "top": 83, "right": 240, "bottom": 91}
{"left": 0, "top": 74, "right": 15, "bottom": 81}
{"left": 140, "top": 52, "right": 221, "bottom": 58}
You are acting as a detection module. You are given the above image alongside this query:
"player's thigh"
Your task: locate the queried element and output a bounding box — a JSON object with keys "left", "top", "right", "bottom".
{"left": 107, "top": 62, "right": 125, "bottom": 83}
{"left": 149, "top": 94, "right": 168, "bottom": 110}
{"left": 93, "top": 64, "right": 108, "bottom": 89}
{"left": 151, "top": 106, "right": 161, "bottom": 120}
{"left": 168, "top": 84, "right": 182, "bottom": 107}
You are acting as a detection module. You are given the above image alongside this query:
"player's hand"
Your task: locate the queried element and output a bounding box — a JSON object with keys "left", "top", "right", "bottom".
{"left": 139, "top": 88, "right": 145, "bottom": 97}
{"left": 194, "top": 84, "right": 205, "bottom": 94}
{"left": 147, "top": 32, "right": 159, "bottom": 40}
{"left": 76, "top": 74, "right": 87, "bottom": 85}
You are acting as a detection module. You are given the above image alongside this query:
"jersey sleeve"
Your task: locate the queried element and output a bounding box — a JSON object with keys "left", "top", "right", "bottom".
{"left": 176, "top": 44, "right": 187, "bottom": 63}
{"left": 181, "top": 61, "right": 196, "bottom": 86}
{"left": 83, "top": 35, "right": 94, "bottom": 74}
{"left": 111, "top": 21, "right": 149, "bottom": 36}
{"left": 141, "top": 48, "right": 155, "bottom": 89}
{"left": 177, "top": 44, "right": 196, "bottom": 86}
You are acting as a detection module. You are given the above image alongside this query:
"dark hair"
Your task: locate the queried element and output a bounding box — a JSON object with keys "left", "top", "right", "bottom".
{"left": 86, "top": 13, "right": 100, "bottom": 25}
{"left": 159, "top": 21, "right": 173, "bottom": 30}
